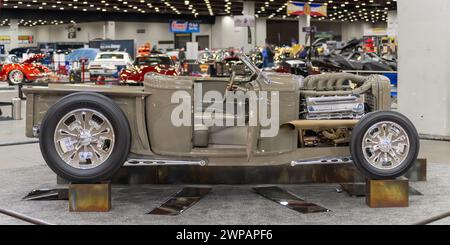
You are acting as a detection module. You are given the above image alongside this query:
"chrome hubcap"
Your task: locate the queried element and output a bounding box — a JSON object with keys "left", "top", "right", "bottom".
{"left": 79, "top": 131, "right": 93, "bottom": 146}
{"left": 362, "top": 121, "right": 410, "bottom": 170}
{"left": 9, "top": 70, "right": 23, "bottom": 84}
{"left": 54, "top": 109, "right": 115, "bottom": 170}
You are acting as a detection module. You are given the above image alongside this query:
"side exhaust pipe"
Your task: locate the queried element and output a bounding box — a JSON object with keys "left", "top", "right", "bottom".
{"left": 126, "top": 159, "right": 207, "bottom": 167}
{"left": 291, "top": 156, "right": 353, "bottom": 166}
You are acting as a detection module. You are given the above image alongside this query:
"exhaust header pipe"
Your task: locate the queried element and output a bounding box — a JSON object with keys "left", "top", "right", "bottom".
{"left": 283, "top": 120, "right": 358, "bottom": 130}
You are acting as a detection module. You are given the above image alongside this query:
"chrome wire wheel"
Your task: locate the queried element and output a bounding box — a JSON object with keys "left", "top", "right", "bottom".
{"left": 8, "top": 70, "right": 24, "bottom": 84}
{"left": 53, "top": 109, "right": 115, "bottom": 170}
{"left": 361, "top": 121, "right": 410, "bottom": 170}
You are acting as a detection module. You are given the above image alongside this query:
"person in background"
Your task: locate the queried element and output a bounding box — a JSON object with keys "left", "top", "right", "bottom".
{"left": 291, "top": 38, "right": 303, "bottom": 58}
{"left": 178, "top": 47, "right": 187, "bottom": 74}
{"left": 227, "top": 47, "right": 236, "bottom": 58}
{"left": 382, "top": 46, "right": 396, "bottom": 61}
{"left": 262, "top": 41, "right": 275, "bottom": 68}
{"left": 178, "top": 47, "right": 186, "bottom": 64}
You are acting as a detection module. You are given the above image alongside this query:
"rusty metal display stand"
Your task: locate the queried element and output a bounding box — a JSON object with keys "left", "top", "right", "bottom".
{"left": 366, "top": 179, "right": 410, "bottom": 208}
{"left": 338, "top": 182, "right": 423, "bottom": 197}
{"left": 337, "top": 179, "right": 419, "bottom": 208}
{"left": 69, "top": 182, "right": 111, "bottom": 212}
{"left": 57, "top": 158, "right": 427, "bottom": 185}
{"left": 29, "top": 159, "right": 426, "bottom": 214}
{"left": 337, "top": 172, "right": 425, "bottom": 208}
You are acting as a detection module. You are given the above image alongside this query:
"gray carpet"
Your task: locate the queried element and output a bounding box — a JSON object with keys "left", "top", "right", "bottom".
{"left": 0, "top": 163, "right": 450, "bottom": 225}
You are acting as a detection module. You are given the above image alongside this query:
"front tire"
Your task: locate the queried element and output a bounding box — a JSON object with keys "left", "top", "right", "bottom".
{"left": 8, "top": 69, "right": 25, "bottom": 85}
{"left": 350, "top": 111, "right": 420, "bottom": 180}
{"left": 39, "top": 92, "right": 131, "bottom": 183}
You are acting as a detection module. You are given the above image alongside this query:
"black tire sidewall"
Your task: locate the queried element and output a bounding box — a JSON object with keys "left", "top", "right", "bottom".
{"left": 39, "top": 92, "right": 131, "bottom": 183}
{"left": 350, "top": 111, "right": 420, "bottom": 179}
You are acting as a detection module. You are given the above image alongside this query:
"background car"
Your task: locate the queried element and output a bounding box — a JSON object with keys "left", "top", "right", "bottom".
{"left": 317, "top": 39, "right": 397, "bottom": 72}
{"left": 65, "top": 48, "right": 100, "bottom": 83}
{"left": 0, "top": 55, "right": 18, "bottom": 84}
{"left": 66, "top": 48, "right": 100, "bottom": 63}
{"left": 0, "top": 54, "right": 19, "bottom": 65}
{"left": 9, "top": 47, "right": 41, "bottom": 60}
{"left": 0, "top": 53, "right": 51, "bottom": 85}
{"left": 88, "top": 51, "right": 133, "bottom": 81}
{"left": 119, "top": 54, "right": 178, "bottom": 85}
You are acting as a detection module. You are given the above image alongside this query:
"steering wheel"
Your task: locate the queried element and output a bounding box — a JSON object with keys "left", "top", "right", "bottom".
{"left": 226, "top": 71, "right": 237, "bottom": 92}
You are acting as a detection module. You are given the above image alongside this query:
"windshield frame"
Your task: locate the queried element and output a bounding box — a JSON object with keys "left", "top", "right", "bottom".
{"left": 238, "top": 53, "right": 261, "bottom": 76}
{"left": 237, "top": 53, "right": 274, "bottom": 86}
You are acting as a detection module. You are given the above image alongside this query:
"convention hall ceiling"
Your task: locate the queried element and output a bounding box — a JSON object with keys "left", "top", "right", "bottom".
{"left": 0, "top": 0, "right": 397, "bottom": 26}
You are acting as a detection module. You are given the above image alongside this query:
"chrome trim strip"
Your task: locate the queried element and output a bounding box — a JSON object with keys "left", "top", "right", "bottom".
{"left": 126, "top": 159, "right": 207, "bottom": 167}
{"left": 291, "top": 156, "right": 353, "bottom": 166}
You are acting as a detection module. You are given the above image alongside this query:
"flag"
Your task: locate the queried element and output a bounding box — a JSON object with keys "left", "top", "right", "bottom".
{"left": 310, "top": 3, "right": 328, "bottom": 17}
{"left": 287, "top": 2, "right": 327, "bottom": 17}
{"left": 287, "top": 2, "right": 308, "bottom": 16}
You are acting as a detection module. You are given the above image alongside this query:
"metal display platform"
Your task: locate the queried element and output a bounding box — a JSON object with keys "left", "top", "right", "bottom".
{"left": 57, "top": 159, "right": 427, "bottom": 185}
{"left": 21, "top": 159, "right": 427, "bottom": 215}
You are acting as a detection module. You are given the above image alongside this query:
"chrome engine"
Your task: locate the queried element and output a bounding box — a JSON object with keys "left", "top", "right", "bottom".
{"left": 305, "top": 95, "right": 365, "bottom": 120}
{"left": 298, "top": 73, "right": 391, "bottom": 147}
{"left": 301, "top": 95, "right": 366, "bottom": 147}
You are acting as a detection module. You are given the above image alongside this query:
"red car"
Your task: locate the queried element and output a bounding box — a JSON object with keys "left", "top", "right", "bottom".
{"left": 0, "top": 54, "right": 51, "bottom": 85}
{"left": 119, "top": 55, "right": 178, "bottom": 85}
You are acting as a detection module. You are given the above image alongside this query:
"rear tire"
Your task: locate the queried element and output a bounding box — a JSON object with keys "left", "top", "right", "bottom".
{"left": 350, "top": 111, "right": 420, "bottom": 180}
{"left": 39, "top": 92, "right": 131, "bottom": 183}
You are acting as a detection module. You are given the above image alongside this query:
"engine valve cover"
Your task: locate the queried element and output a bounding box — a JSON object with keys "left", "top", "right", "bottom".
{"left": 306, "top": 95, "right": 365, "bottom": 120}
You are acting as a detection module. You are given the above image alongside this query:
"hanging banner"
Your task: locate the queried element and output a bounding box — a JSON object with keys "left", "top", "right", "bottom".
{"left": 234, "top": 15, "right": 256, "bottom": 27}
{"left": 287, "top": 2, "right": 327, "bottom": 17}
{"left": 0, "top": 36, "right": 11, "bottom": 44}
{"left": 18, "top": 35, "right": 34, "bottom": 44}
{"left": 170, "top": 20, "right": 200, "bottom": 33}
{"left": 0, "top": 35, "right": 33, "bottom": 44}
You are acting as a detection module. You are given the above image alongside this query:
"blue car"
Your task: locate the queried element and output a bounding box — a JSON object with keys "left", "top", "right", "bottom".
{"left": 66, "top": 48, "right": 100, "bottom": 63}
{"left": 66, "top": 48, "right": 100, "bottom": 83}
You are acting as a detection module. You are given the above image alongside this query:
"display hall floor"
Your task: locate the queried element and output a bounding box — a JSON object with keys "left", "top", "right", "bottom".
{"left": 1, "top": 88, "right": 450, "bottom": 225}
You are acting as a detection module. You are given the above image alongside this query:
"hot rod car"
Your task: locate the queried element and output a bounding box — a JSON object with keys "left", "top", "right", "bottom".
{"left": 119, "top": 54, "right": 178, "bottom": 85}
{"left": 23, "top": 54, "right": 419, "bottom": 183}
{"left": 312, "top": 38, "right": 397, "bottom": 72}
{"left": 0, "top": 54, "right": 51, "bottom": 85}
{"left": 88, "top": 52, "right": 133, "bottom": 82}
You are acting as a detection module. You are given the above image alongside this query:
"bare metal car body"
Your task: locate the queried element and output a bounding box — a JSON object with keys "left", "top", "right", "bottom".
{"left": 23, "top": 55, "right": 418, "bottom": 182}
